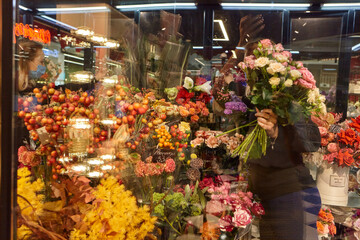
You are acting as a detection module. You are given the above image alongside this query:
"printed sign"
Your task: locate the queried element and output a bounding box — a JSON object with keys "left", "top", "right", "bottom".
{"left": 329, "top": 175, "right": 345, "bottom": 187}
{"left": 152, "top": 148, "right": 176, "bottom": 163}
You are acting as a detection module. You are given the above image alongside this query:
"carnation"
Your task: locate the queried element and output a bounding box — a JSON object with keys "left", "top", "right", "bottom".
{"left": 232, "top": 207, "right": 252, "bottom": 227}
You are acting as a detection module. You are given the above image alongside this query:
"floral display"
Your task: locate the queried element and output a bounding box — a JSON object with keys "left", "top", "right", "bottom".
{"left": 231, "top": 39, "right": 326, "bottom": 161}
{"left": 317, "top": 207, "right": 337, "bottom": 237}
{"left": 39, "top": 58, "right": 62, "bottom": 83}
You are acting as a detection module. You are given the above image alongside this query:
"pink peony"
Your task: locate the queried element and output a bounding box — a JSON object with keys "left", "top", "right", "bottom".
{"left": 205, "top": 135, "right": 220, "bottom": 148}
{"left": 318, "top": 127, "right": 328, "bottom": 137}
{"left": 232, "top": 207, "right": 252, "bottom": 227}
{"left": 164, "top": 158, "right": 176, "bottom": 173}
{"left": 327, "top": 143, "right": 339, "bottom": 153}
{"left": 294, "top": 78, "right": 316, "bottom": 89}
{"left": 260, "top": 39, "right": 272, "bottom": 48}
{"left": 219, "top": 215, "right": 234, "bottom": 232}
{"left": 251, "top": 202, "right": 265, "bottom": 216}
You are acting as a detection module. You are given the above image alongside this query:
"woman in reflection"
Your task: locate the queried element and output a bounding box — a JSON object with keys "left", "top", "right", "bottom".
{"left": 18, "top": 40, "right": 45, "bottom": 93}
{"left": 221, "top": 21, "right": 322, "bottom": 239}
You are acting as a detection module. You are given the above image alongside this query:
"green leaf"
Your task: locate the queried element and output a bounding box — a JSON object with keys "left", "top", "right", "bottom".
{"left": 184, "top": 185, "right": 191, "bottom": 201}
{"left": 197, "top": 189, "right": 206, "bottom": 209}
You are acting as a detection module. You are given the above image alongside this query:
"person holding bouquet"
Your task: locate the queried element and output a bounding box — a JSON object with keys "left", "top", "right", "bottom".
{"left": 223, "top": 38, "right": 323, "bottom": 239}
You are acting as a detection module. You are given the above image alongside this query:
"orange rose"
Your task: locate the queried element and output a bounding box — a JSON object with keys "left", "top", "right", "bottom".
{"left": 317, "top": 221, "right": 325, "bottom": 234}
{"left": 189, "top": 108, "right": 196, "bottom": 115}
{"left": 329, "top": 224, "right": 336, "bottom": 235}
{"left": 191, "top": 115, "right": 199, "bottom": 122}
{"left": 179, "top": 106, "right": 189, "bottom": 117}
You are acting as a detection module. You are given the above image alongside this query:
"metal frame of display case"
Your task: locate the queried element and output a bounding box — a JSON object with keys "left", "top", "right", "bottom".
{"left": 1, "top": 0, "right": 360, "bottom": 238}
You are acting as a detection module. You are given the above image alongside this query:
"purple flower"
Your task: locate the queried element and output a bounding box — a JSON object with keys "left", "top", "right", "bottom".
{"left": 225, "top": 101, "right": 247, "bottom": 113}
{"left": 224, "top": 109, "right": 233, "bottom": 115}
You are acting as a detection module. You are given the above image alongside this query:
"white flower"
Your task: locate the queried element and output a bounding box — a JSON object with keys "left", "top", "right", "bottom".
{"left": 254, "top": 57, "right": 270, "bottom": 68}
{"left": 284, "top": 79, "right": 293, "bottom": 87}
{"left": 268, "top": 62, "right": 286, "bottom": 75}
{"left": 267, "top": 67, "right": 275, "bottom": 75}
{"left": 183, "top": 77, "right": 194, "bottom": 90}
{"left": 320, "top": 102, "right": 327, "bottom": 115}
{"left": 290, "top": 70, "right": 302, "bottom": 79}
{"left": 269, "top": 77, "right": 281, "bottom": 86}
{"left": 307, "top": 90, "right": 316, "bottom": 104}
{"left": 274, "top": 54, "right": 288, "bottom": 63}
{"left": 193, "top": 81, "right": 212, "bottom": 94}
{"left": 319, "top": 95, "right": 326, "bottom": 103}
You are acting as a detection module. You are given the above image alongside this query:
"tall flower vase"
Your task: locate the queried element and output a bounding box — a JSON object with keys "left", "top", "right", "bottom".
{"left": 316, "top": 164, "right": 350, "bottom": 206}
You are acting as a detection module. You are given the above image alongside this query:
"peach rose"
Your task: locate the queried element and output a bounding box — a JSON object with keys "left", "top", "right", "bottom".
{"left": 205, "top": 135, "right": 220, "bottom": 148}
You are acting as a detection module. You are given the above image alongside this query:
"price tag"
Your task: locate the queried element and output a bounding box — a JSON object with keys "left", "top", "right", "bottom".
{"left": 152, "top": 148, "right": 176, "bottom": 163}
{"left": 329, "top": 175, "right": 345, "bottom": 187}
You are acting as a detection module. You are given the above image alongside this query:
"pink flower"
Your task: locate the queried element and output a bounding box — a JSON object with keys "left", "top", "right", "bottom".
{"left": 190, "top": 137, "right": 204, "bottom": 147}
{"left": 206, "top": 200, "right": 225, "bottom": 214}
{"left": 244, "top": 55, "right": 255, "bottom": 69}
{"left": 145, "top": 156, "right": 153, "bottom": 163}
{"left": 275, "top": 43, "right": 284, "bottom": 52}
{"left": 353, "top": 219, "right": 360, "bottom": 230}
{"left": 294, "top": 78, "right": 316, "bottom": 89}
{"left": 260, "top": 39, "right": 272, "bottom": 48}
{"left": 232, "top": 207, "right": 252, "bottom": 227}
{"left": 238, "top": 62, "right": 246, "bottom": 70}
{"left": 282, "top": 62, "right": 288, "bottom": 67}
{"left": 164, "top": 158, "right": 176, "bottom": 173}
{"left": 219, "top": 215, "right": 234, "bottom": 232}
{"left": 299, "top": 68, "right": 316, "bottom": 84}
{"left": 199, "top": 177, "right": 215, "bottom": 189}
{"left": 327, "top": 143, "right": 339, "bottom": 153}
{"left": 282, "top": 51, "right": 292, "bottom": 59}
{"left": 323, "top": 152, "right": 338, "bottom": 164}
{"left": 296, "top": 61, "right": 304, "bottom": 68}
{"left": 251, "top": 202, "right": 265, "bottom": 216}
{"left": 135, "top": 161, "right": 146, "bottom": 177}
{"left": 318, "top": 127, "right": 328, "bottom": 137}
{"left": 205, "top": 135, "right": 220, "bottom": 148}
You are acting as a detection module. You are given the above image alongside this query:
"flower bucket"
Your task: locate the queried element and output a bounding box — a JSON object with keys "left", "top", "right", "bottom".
{"left": 316, "top": 165, "right": 349, "bottom": 206}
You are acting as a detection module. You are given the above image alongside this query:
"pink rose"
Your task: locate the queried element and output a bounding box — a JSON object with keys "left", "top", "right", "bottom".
{"left": 244, "top": 55, "right": 255, "bottom": 69}
{"left": 327, "top": 143, "right": 339, "bottom": 153}
{"left": 238, "top": 62, "right": 246, "bottom": 70}
{"left": 205, "top": 135, "right": 220, "bottom": 148}
{"left": 232, "top": 207, "right": 252, "bottom": 227}
{"left": 318, "top": 127, "right": 328, "bottom": 137}
{"left": 299, "top": 68, "right": 316, "bottom": 84}
{"left": 251, "top": 202, "right": 265, "bottom": 216}
{"left": 260, "top": 39, "right": 272, "bottom": 48}
{"left": 296, "top": 61, "right": 304, "bottom": 68}
{"left": 294, "top": 79, "right": 316, "bottom": 89}
{"left": 190, "top": 137, "right": 204, "bottom": 147}
{"left": 219, "top": 215, "right": 234, "bottom": 232}
{"left": 275, "top": 43, "right": 284, "bottom": 52}
{"left": 282, "top": 50, "right": 292, "bottom": 59}
{"left": 282, "top": 62, "right": 288, "bottom": 67}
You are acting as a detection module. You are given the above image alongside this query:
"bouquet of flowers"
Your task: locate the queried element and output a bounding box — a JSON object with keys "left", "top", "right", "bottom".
{"left": 39, "top": 58, "right": 62, "bottom": 83}
{"left": 317, "top": 207, "right": 337, "bottom": 237}
{"left": 228, "top": 39, "right": 326, "bottom": 161}
{"left": 205, "top": 181, "right": 265, "bottom": 239}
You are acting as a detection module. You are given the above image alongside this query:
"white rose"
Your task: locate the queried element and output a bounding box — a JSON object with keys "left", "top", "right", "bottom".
{"left": 284, "top": 79, "right": 293, "bottom": 87}
{"left": 269, "top": 77, "right": 281, "bottom": 86}
{"left": 254, "top": 57, "right": 270, "bottom": 68}
{"left": 319, "top": 95, "right": 326, "bottom": 103}
{"left": 183, "top": 77, "right": 194, "bottom": 90}
{"left": 290, "top": 70, "right": 302, "bottom": 79}
{"left": 269, "top": 62, "right": 286, "bottom": 74}
{"left": 275, "top": 54, "right": 288, "bottom": 63}
{"left": 267, "top": 66, "right": 275, "bottom": 75}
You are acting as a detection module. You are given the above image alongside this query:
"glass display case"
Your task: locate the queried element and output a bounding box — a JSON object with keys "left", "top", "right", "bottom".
{"left": 1, "top": 1, "right": 360, "bottom": 239}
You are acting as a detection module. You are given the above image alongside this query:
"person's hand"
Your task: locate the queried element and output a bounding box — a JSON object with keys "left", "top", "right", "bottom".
{"left": 239, "top": 15, "right": 265, "bottom": 46}
{"left": 255, "top": 108, "right": 278, "bottom": 139}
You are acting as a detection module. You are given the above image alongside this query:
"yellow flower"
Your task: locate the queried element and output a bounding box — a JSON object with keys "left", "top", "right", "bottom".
{"left": 179, "top": 157, "right": 185, "bottom": 161}
{"left": 187, "top": 160, "right": 191, "bottom": 165}
{"left": 179, "top": 121, "right": 190, "bottom": 133}
{"left": 190, "top": 153, "right": 197, "bottom": 159}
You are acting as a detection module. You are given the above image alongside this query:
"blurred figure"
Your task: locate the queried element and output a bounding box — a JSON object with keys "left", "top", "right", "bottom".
{"left": 18, "top": 40, "right": 45, "bottom": 92}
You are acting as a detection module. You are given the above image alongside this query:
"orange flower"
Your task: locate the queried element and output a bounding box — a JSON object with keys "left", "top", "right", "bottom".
{"left": 191, "top": 115, "right": 199, "bottom": 122}
{"left": 329, "top": 224, "right": 336, "bottom": 235}
{"left": 349, "top": 116, "right": 360, "bottom": 132}
{"left": 337, "top": 148, "right": 354, "bottom": 167}
{"left": 318, "top": 208, "right": 334, "bottom": 222}
{"left": 179, "top": 106, "right": 189, "bottom": 117}
{"left": 317, "top": 221, "right": 325, "bottom": 234}
{"left": 200, "top": 222, "right": 220, "bottom": 240}
{"left": 189, "top": 108, "right": 196, "bottom": 115}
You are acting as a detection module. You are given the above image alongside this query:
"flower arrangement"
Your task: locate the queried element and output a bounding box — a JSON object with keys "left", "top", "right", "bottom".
{"left": 317, "top": 207, "right": 337, "bottom": 237}
{"left": 344, "top": 209, "right": 360, "bottom": 233}
{"left": 39, "top": 58, "right": 62, "bottom": 83}
{"left": 229, "top": 39, "right": 326, "bottom": 161}
{"left": 205, "top": 181, "right": 265, "bottom": 239}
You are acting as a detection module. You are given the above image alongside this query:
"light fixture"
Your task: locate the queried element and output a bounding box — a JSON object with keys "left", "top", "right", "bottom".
{"left": 213, "top": 46, "right": 223, "bottom": 49}
{"left": 116, "top": 3, "right": 196, "bottom": 11}
{"left": 352, "top": 43, "right": 360, "bottom": 52}
{"left": 91, "top": 34, "right": 107, "bottom": 44}
{"left": 193, "top": 46, "right": 204, "bottom": 49}
{"left": 40, "top": 15, "right": 77, "bottom": 30}
{"left": 290, "top": 51, "right": 300, "bottom": 54}
{"left": 64, "top": 53, "right": 84, "bottom": 61}
{"left": 70, "top": 71, "right": 94, "bottom": 83}
{"left": 88, "top": 158, "right": 104, "bottom": 165}
{"left": 37, "top": 6, "right": 109, "bottom": 13}
{"left": 101, "top": 164, "right": 114, "bottom": 171}
{"left": 214, "top": 20, "right": 229, "bottom": 41}
{"left": 322, "top": 3, "right": 360, "bottom": 9}
{"left": 100, "top": 154, "right": 116, "bottom": 161}
{"left": 221, "top": 3, "right": 311, "bottom": 10}
{"left": 64, "top": 60, "right": 84, "bottom": 66}
{"left": 100, "top": 76, "right": 118, "bottom": 85}
{"left": 236, "top": 47, "right": 245, "bottom": 50}
{"left": 195, "top": 58, "right": 205, "bottom": 66}
{"left": 87, "top": 171, "right": 103, "bottom": 178}
{"left": 19, "top": 5, "right": 31, "bottom": 11}
{"left": 72, "top": 27, "right": 94, "bottom": 38}
{"left": 104, "top": 40, "right": 120, "bottom": 49}
{"left": 231, "top": 50, "right": 237, "bottom": 59}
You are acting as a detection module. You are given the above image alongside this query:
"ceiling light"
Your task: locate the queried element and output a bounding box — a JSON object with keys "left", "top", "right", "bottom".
{"left": 214, "top": 20, "right": 229, "bottom": 41}
{"left": 116, "top": 3, "right": 196, "bottom": 11}
{"left": 221, "top": 3, "right": 311, "bottom": 10}
{"left": 195, "top": 58, "right": 205, "bottom": 66}
{"left": 193, "top": 46, "right": 204, "bottom": 49}
{"left": 322, "top": 3, "right": 360, "bottom": 8}
{"left": 37, "top": 6, "right": 108, "bottom": 13}
{"left": 352, "top": 43, "right": 360, "bottom": 52}
{"left": 40, "top": 15, "right": 77, "bottom": 30}
{"left": 290, "top": 51, "right": 299, "bottom": 54}
{"left": 213, "top": 46, "right": 223, "bottom": 49}
{"left": 19, "top": 5, "right": 31, "bottom": 11}
{"left": 231, "top": 50, "right": 237, "bottom": 59}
